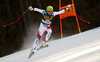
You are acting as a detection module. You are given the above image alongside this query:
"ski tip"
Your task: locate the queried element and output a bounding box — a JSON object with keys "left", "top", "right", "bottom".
{"left": 28, "top": 57, "right": 30, "bottom": 59}
{"left": 28, "top": 52, "right": 35, "bottom": 59}
{"left": 28, "top": 56, "right": 31, "bottom": 59}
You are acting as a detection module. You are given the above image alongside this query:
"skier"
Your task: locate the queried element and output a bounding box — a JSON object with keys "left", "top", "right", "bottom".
{"left": 28, "top": 5, "right": 69, "bottom": 53}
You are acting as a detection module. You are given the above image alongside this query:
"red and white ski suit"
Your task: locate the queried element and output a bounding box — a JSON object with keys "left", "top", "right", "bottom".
{"left": 32, "top": 8, "right": 65, "bottom": 50}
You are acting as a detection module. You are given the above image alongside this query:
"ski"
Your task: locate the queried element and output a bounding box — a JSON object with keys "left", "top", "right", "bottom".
{"left": 28, "top": 52, "right": 35, "bottom": 59}
{"left": 28, "top": 45, "right": 49, "bottom": 58}
{"left": 37, "top": 45, "right": 49, "bottom": 50}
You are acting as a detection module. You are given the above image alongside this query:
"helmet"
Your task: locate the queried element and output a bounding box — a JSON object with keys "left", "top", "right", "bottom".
{"left": 46, "top": 5, "right": 53, "bottom": 12}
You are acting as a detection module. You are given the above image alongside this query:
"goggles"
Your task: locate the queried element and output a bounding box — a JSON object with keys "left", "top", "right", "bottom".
{"left": 47, "top": 11, "right": 53, "bottom": 13}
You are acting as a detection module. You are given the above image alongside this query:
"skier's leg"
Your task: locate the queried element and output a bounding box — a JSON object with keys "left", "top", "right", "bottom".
{"left": 32, "top": 23, "right": 45, "bottom": 51}
{"left": 32, "top": 37, "right": 39, "bottom": 50}
{"left": 42, "top": 26, "right": 52, "bottom": 46}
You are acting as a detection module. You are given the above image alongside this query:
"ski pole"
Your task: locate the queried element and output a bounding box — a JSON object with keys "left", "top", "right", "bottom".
{"left": 4, "top": 9, "right": 29, "bottom": 27}
{"left": 76, "top": 14, "right": 90, "bottom": 24}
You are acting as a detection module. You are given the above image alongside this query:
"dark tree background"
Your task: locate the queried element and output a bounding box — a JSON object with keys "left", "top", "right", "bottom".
{"left": 0, "top": 0, "right": 100, "bottom": 57}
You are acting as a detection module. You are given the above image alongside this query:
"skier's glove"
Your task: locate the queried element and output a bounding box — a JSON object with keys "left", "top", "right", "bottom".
{"left": 66, "top": 5, "right": 71, "bottom": 10}
{"left": 28, "top": 6, "right": 33, "bottom": 11}
{"left": 66, "top": 7, "right": 69, "bottom": 10}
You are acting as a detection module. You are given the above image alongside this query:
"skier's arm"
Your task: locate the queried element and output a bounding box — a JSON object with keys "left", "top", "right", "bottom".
{"left": 34, "top": 8, "right": 44, "bottom": 14}
{"left": 28, "top": 6, "right": 45, "bottom": 14}
{"left": 53, "top": 9, "right": 66, "bottom": 16}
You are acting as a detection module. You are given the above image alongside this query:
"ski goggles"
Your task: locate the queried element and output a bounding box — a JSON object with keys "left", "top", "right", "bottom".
{"left": 47, "top": 11, "right": 53, "bottom": 13}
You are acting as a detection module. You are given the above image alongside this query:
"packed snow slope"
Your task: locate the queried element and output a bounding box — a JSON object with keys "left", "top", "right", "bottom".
{"left": 1, "top": 27, "right": 100, "bottom": 62}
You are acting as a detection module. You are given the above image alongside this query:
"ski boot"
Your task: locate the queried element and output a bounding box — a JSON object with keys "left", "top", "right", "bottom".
{"left": 40, "top": 41, "right": 47, "bottom": 47}
{"left": 28, "top": 48, "right": 35, "bottom": 59}
{"left": 31, "top": 48, "right": 35, "bottom": 54}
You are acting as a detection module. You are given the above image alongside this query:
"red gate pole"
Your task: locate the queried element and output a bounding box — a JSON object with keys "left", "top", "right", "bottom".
{"left": 72, "top": 0, "right": 81, "bottom": 33}
{"left": 59, "top": 0, "right": 63, "bottom": 38}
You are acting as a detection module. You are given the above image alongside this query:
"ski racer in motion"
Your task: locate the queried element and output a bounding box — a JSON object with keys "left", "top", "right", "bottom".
{"left": 28, "top": 5, "right": 70, "bottom": 53}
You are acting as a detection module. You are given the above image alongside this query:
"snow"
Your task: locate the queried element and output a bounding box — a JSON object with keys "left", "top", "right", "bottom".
{"left": 1, "top": 27, "right": 100, "bottom": 62}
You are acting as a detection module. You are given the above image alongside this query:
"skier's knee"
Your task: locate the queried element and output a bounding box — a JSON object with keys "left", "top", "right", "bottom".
{"left": 49, "top": 29, "right": 52, "bottom": 34}
{"left": 37, "top": 31, "right": 41, "bottom": 40}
